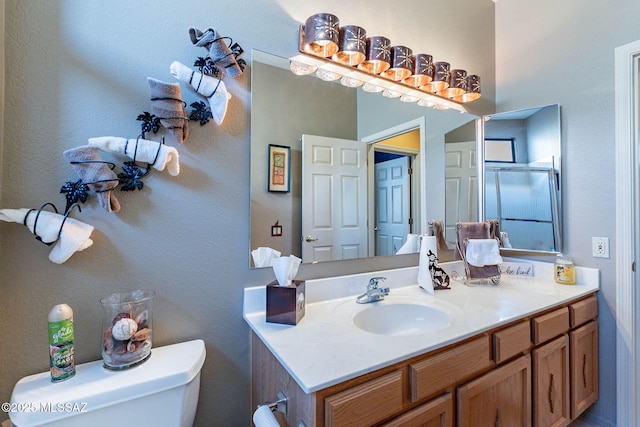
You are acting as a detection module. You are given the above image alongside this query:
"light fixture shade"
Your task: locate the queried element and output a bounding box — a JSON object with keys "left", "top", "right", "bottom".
{"left": 437, "top": 69, "right": 467, "bottom": 98}
{"left": 403, "top": 54, "right": 434, "bottom": 87}
{"left": 289, "top": 60, "right": 317, "bottom": 76}
{"left": 315, "top": 68, "right": 342, "bottom": 81}
{"left": 381, "top": 46, "right": 413, "bottom": 81}
{"left": 455, "top": 74, "right": 481, "bottom": 102}
{"left": 423, "top": 61, "right": 450, "bottom": 93}
{"left": 332, "top": 25, "right": 367, "bottom": 66}
{"left": 362, "top": 82, "right": 384, "bottom": 93}
{"left": 302, "top": 13, "right": 340, "bottom": 58}
{"left": 340, "top": 76, "right": 364, "bottom": 88}
{"left": 357, "top": 36, "right": 391, "bottom": 75}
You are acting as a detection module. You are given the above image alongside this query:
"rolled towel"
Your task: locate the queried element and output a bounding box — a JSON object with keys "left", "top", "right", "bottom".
{"left": 428, "top": 219, "right": 449, "bottom": 252}
{"left": 0, "top": 208, "right": 94, "bottom": 264}
{"left": 170, "top": 60, "right": 231, "bottom": 125}
{"left": 88, "top": 136, "right": 180, "bottom": 176}
{"left": 148, "top": 77, "right": 189, "bottom": 144}
{"left": 63, "top": 145, "right": 121, "bottom": 213}
{"left": 188, "top": 26, "right": 243, "bottom": 78}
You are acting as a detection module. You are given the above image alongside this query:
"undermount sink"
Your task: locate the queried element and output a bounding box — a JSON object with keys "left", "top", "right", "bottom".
{"left": 352, "top": 303, "right": 451, "bottom": 336}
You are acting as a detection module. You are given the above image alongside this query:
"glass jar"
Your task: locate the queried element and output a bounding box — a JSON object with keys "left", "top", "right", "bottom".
{"left": 100, "top": 290, "right": 155, "bottom": 370}
{"left": 554, "top": 254, "right": 576, "bottom": 285}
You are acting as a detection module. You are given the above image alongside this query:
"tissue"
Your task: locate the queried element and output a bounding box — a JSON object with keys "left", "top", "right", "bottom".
{"left": 267, "top": 255, "right": 305, "bottom": 325}
{"left": 251, "top": 247, "right": 281, "bottom": 268}
{"left": 271, "top": 255, "right": 301, "bottom": 287}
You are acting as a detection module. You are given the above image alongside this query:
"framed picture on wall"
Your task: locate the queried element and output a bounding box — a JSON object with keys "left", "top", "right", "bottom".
{"left": 267, "top": 144, "right": 291, "bottom": 192}
{"left": 485, "top": 138, "right": 516, "bottom": 162}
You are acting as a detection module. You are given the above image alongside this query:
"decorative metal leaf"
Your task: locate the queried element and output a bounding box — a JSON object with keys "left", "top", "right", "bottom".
{"left": 189, "top": 101, "right": 213, "bottom": 126}
{"left": 136, "top": 112, "right": 161, "bottom": 138}
{"left": 194, "top": 56, "right": 220, "bottom": 78}
{"left": 118, "top": 163, "right": 148, "bottom": 191}
{"left": 60, "top": 179, "right": 90, "bottom": 213}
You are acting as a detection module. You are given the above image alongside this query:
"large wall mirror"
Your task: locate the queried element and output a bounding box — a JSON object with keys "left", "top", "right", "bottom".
{"left": 480, "top": 104, "right": 562, "bottom": 253}
{"left": 250, "top": 51, "right": 563, "bottom": 266}
{"left": 250, "top": 49, "right": 480, "bottom": 267}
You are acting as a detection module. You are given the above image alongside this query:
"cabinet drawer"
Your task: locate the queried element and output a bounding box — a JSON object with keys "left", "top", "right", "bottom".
{"left": 493, "top": 321, "right": 531, "bottom": 363}
{"left": 570, "top": 296, "right": 598, "bottom": 328}
{"left": 532, "top": 307, "right": 569, "bottom": 345}
{"left": 325, "top": 370, "right": 404, "bottom": 427}
{"left": 409, "top": 336, "right": 493, "bottom": 402}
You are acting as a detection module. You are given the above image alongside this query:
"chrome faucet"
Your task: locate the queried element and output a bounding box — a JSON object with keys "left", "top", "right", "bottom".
{"left": 356, "top": 277, "right": 390, "bottom": 304}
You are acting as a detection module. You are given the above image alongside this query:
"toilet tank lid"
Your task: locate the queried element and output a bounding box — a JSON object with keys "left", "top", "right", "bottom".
{"left": 9, "top": 339, "right": 206, "bottom": 427}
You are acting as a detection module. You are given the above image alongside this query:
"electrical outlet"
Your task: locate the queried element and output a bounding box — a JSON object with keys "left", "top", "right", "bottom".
{"left": 592, "top": 237, "right": 610, "bottom": 258}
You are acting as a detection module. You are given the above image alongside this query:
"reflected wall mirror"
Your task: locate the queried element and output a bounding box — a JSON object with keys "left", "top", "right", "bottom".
{"left": 480, "top": 104, "right": 562, "bottom": 253}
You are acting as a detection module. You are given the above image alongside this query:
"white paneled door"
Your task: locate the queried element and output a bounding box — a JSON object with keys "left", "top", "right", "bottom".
{"left": 301, "top": 135, "right": 368, "bottom": 263}
{"left": 445, "top": 141, "right": 477, "bottom": 243}
{"left": 374, "top": 156, "right": 410, "bottom": 256}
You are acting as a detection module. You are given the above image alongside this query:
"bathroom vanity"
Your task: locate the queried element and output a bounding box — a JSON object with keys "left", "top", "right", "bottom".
{"left": 244, "top": 261, "right": 599, "bottom": 426}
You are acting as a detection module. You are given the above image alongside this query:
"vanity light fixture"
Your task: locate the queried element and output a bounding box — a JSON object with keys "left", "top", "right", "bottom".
{"left": 289, "top": 60, "right": 317, "bottom": 76}
{"left": 302, "top": 13, "right": 340, "bottom": 58}
{"left": 403, "top": 54, "right": 434, "bottom": 88}
{"left": 380, "top": 46, "right": 413, "bottom": 81}
{"left": 362, "top": 82, "right": 384, "bottom": 93}
{"left": 340, "top": 76, "right": 364, "bottom": 88}
{"left": 293, "top": 13, "right": 481, "bottom": 112}
{"left": 316, "top": 68, "right": 342, "bottom": 81}
{"left": 357, "top": 36, "right": 391, "bottom": 74}
{"left": 455, "top": 74, "right": 481, "bottom": 102}
{"left": 332, "top": 25, "right": 367, "bottom": 66}
{"left": 425, "top": 61, "right": 451, "bottom": 93}
{"left": 438, "top": 69, "right": 467, "bottom": 98}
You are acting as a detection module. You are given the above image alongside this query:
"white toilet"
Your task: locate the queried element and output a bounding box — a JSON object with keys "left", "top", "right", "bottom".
{"left": 8, "top": 339, "right": 206, "bottom": 427}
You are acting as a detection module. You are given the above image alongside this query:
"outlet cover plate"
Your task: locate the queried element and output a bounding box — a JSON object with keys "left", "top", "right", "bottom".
{"left": 592, "top": 237, "right": 610, "bottom": 258}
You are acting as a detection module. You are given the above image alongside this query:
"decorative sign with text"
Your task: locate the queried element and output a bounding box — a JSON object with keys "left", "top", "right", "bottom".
{"left": 499, "top": 262, "right": 535, "bottom": 277}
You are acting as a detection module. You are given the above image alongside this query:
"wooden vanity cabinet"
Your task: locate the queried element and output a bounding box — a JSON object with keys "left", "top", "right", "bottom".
{"left": 250, "top": 293, "right": 598, "bottom": 427}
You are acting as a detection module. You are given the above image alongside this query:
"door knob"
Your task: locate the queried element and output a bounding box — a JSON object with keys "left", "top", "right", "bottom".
{"left": 305, "top": 235, "right": 318, "bottom": 242}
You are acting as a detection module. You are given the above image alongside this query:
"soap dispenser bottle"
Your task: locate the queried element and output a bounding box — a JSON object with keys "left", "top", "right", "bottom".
{"left": 554, "top": 254, "right": 576, "bottom": 285}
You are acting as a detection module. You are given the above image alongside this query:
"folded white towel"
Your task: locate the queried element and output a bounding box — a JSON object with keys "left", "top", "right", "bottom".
{"left": 0, "top": 208, "right": 94, "bottom": 264}
{"left": 251, "top": 247, "right": 281, "bottom": 268}
{"left": 465, "top": 239, "right": 502, "bottom": 267}
{"left": 170, "top": 60, "right": 231, "bottom": 125}
{"left": 88, "top": 136, "right": 180, "bottom": 176}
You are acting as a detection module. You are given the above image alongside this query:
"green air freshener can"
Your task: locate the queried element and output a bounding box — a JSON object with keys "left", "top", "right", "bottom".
{"left": 48, "top": 304, "right": 76, "bottom": 382}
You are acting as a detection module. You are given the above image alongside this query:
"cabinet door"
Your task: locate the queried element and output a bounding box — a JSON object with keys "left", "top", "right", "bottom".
{"left": 381, "top": 393, "right": 453, "bottom": 427}
{"left": 533, "top": 335, "right": 570, "bottom": 427}
{"left": 570, "top": 320, "right": 598, "bottom": 419}
{"left": 457, "top": 355, "right": 531, "bottom": 427}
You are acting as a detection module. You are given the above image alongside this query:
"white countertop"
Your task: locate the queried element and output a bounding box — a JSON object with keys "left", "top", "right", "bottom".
{"left": 243, "top": 260, "right": 599, "bottom": 394}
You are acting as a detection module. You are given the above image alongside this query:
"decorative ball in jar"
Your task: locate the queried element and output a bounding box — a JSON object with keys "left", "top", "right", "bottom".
{"left": 100, "top": 290, "right": 155, "bottom": 370}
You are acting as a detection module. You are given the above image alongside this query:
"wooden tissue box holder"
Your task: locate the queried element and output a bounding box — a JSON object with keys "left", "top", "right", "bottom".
{"left": 266, "top": 280, "right": 305, "bottom": 325}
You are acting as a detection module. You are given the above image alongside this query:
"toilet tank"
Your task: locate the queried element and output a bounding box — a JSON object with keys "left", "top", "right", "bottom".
{"left": 9, "top": 339, "right": 206, "bottom": 427}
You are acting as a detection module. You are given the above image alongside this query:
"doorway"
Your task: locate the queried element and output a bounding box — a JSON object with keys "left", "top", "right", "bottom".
{"left": 373, "top": 150, "right": 414, "bottom": 256}
{"left": 614, "top": 39, "right": 640, "bottom": 426}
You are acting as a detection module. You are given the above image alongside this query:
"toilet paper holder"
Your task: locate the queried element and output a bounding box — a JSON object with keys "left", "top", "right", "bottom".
{"left": 261, "top": 390, "right": 288, "bottom": 416}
